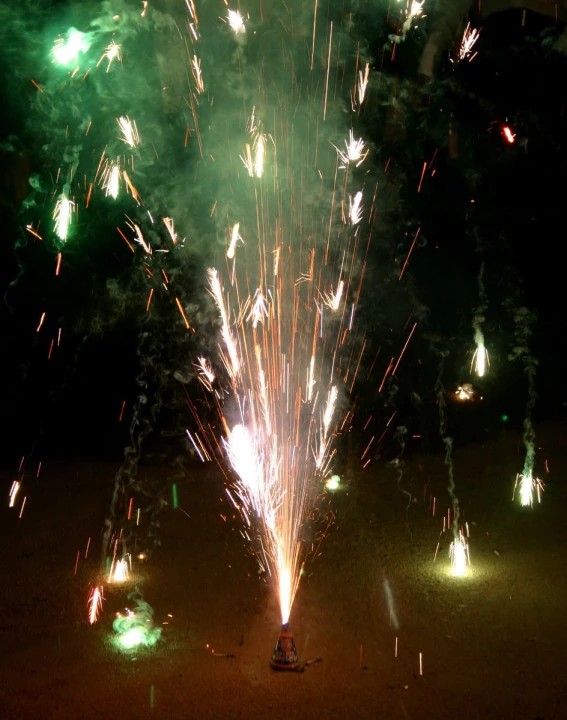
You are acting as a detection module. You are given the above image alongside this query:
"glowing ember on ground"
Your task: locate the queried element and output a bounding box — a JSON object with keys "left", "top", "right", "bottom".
{"left": 455, "top": 384, "right": 475, "bottom": 401}
{"left": 502, "top": 125, "right": 516, "bottom": 144}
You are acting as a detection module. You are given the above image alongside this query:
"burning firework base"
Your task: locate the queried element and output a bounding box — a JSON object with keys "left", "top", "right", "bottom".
{"left": 270, "top": 623, "right": 299, "bottom": 671}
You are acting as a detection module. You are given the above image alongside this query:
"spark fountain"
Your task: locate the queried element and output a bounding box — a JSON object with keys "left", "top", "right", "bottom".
{"left": 181, "top": 0, "right": 374, "bottom": 666}
{"left": 508, "top": 306, "right": 541, "bottom": 507}
{"left": 435, "top": 354, "right": 471, "bottom": 577}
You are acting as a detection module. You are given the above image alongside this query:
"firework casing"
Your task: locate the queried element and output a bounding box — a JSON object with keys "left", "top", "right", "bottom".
{"left": 270, "top": 623, "right": 299, "bottom": 670}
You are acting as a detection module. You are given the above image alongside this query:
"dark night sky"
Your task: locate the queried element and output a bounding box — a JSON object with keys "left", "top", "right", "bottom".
{"left": 1, "top": 3, "right": 567, "bottom": 464}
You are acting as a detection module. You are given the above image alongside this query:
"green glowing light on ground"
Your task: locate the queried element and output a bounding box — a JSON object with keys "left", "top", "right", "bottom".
{"left": 112, "top": 599, "right": 162, "bottom": 652}
{"left": 118, "top": 627, "right": 146, "bottom": 649}
{"left": 501, "top": 414, "right": 509, "bottom": 422}
{"left": 52, "top": 29, "right": 90, "bottom": 66}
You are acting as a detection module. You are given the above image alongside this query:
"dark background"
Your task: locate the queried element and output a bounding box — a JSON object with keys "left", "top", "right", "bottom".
{"left": 1, "top": 3, "right": 567, "bottom": 467}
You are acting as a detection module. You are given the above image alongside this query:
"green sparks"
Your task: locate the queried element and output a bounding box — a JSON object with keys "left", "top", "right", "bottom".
{"left": 52, "top": 28, "right": 91, "bottom": 67}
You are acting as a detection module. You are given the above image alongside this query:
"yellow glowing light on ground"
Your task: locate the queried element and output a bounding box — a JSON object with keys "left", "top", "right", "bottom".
{"left": 109, "top": 558, "right": 129, "bottom": 583}
{"left": 118, "top": 627, "right": 146, "bottom": 649}
{"left": 325, "top": 475, "right": 341, "bottom": 491}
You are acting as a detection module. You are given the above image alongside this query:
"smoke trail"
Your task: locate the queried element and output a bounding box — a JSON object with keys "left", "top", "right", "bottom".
{"left": 507, "top": 305, "right": 540, "bottom": 504}
{"left": 434, "top": 352, "right": 460, "bottom": 538}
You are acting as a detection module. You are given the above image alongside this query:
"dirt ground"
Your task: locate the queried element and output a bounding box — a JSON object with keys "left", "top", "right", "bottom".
{"left": 1, "top": 422, "right": 566, "bottom": 720}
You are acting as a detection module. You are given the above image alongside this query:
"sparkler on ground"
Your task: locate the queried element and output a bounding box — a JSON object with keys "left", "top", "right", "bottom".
{"left": 449, "top": 526, "right": 470, "bottom": 577}
{"left": 435, "top": 355, "right": 470, "bottom": 576}
{"left": 471, "top": 250, "right": 489, "bottom": 378}
{"left": 471, "top": 328, "right": 489, "bottom": 378}
{"left": 513, "top": 470, "right": 543, "bottom": 508}
{"left": 507, "top": 306, "right": 541, "bottom": 507}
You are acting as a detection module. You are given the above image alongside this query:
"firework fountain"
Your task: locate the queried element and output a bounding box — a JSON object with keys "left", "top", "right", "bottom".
{"left": 177, "top": 0, "right": 375, "bottom": 667}
{"left": 434, "top": 354, "right": 470, "bottom": 577}
{"left": 508, "top": 306, "right": 542, "bottom": 507}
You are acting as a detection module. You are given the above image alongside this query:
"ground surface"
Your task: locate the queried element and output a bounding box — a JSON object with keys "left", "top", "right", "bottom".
{"left": 1, "top": 422, "right": 566, "bottom": 719}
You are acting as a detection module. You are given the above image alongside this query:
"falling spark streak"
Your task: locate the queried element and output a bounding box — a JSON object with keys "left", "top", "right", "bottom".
{"left": 196, "top": 356, "right": 215, "bottom": 386}
{"left": 123, "top": 172, "right": 141, "bottom": 204}
{"left": 358, "top": 63, "right": 370, "bottom": 106}
{"left": 175, "top": 297, "right": 191, "bottom": 329}
{"left": 240, "top": 133, "right": 267, "bottom": 178}
{"left": 88, "top": 586, "right": 103, "bottom": 624}
{"left": 9, "top": 480, "right": 20, "bottom": 508}
{"left": 334, "top": 130, "right": 369, "bottom": 168}
{"left": 191, "top": 55, "right": 204, "bottom": 93}
{"left": 128, "top": 221, "right": 152, "bottom": 254}
{"left": 349, "top": 191, "right": 363, "bottom": 225}
{"left": 459, "top": 23, "right": 481, "bottom": 61}
{"left": 227, "top": 222, "right": 242, "bottom": 259}
{"left": 227, "top": 10, "right": 246, "bottom": 34}
{"left": 163, "top": 217, "right": 177, "bottom": 244}
{"left": 246, "top": 289, "right": 269, "bottom": 329}
{"left": 307, "top": 356, "right": 316, "bottom": 402}
{"left": 185, "top": 0, "right": 199, "bottom": 23}
{"left": 254, "top": 134, "right": 266, "bottom": 178}
{"left": 208, "top": 268, "right": 240, "bottom": 376}
{"left": 324, "top": 280, "right": 345, "bottom": 311}
{"left": 117, "top": 116, "right": 141, "bottom": 148}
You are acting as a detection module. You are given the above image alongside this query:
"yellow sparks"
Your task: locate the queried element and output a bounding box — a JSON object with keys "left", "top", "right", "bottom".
{"left": 227, "top": 9, "right": 245, "bottom": 34}
{"left": 97, "top": 40, "right": 122, "bottom": 72}
{"left": 449, "top": 531, "right": 470, "bottom": 577}
{"left": 117, "top": 116, "right": 141, "bottom": 148}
